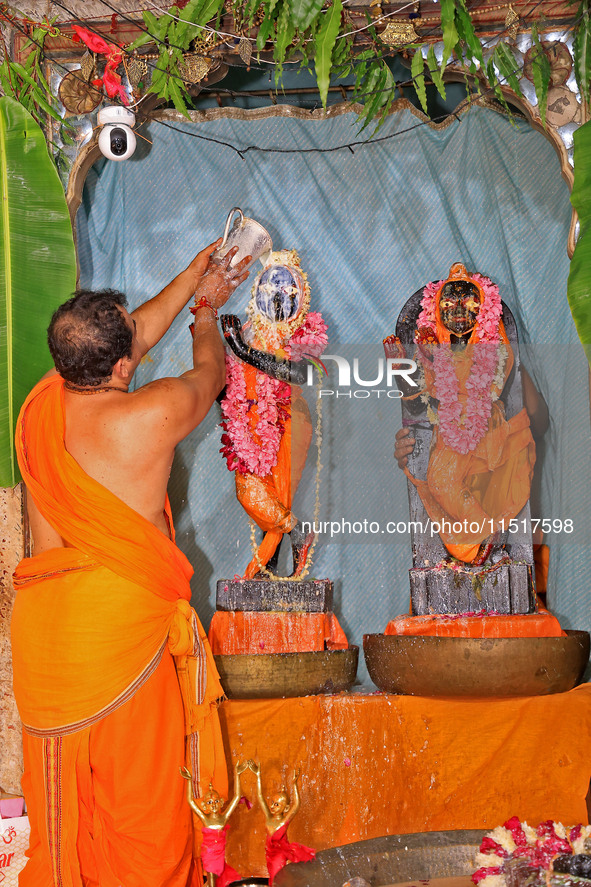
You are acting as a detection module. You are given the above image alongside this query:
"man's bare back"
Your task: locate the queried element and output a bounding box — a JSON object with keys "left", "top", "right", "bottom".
{"left": 27, "top": 242, "right": 250, "bottom": 554}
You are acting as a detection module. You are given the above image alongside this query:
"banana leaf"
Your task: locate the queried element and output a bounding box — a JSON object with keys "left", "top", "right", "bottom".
{"left": 568, "top": 119, "right": 591, "bottom": 360}
{"left": 0, "top": 97, "right": 77, "bottom": 487}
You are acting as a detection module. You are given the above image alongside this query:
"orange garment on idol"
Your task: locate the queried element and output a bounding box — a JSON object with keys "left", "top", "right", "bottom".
{"left": 11, "top": 375, "right": 227, "bottom": 887}
{"left": 234, "top": 361, "right": 312, "bottom": 579}
{"left": 406, "top": 328, "right": 535, "bottom": 564}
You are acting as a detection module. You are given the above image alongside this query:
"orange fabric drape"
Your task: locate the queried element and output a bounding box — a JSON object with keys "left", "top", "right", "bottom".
{"left": 208, "top": 610, "right": 349, "bottom": 654}
{"left": 234, "top": 364, "right": 312, "bottom": 579}
{"left": 406, "top": 332, "right": 535, "bottom": 563}
{"left": 217, "top": 688, "right": 591, "bottom": 876}
{"left": 12, "top": 375, "right": 227, "bottom": 886}
{"left": 384, "top": 608, "right": 565, "bottom": 638}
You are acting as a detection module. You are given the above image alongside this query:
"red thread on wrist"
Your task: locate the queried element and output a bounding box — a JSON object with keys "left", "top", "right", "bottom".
{"left": 190, "top": 296, "right": 218, "bottom": 319}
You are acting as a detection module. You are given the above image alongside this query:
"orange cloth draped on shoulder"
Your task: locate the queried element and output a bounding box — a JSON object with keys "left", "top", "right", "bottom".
{"left": 12, "top": 374, "right": 227, "bottom": 887}
{"left": 406, "top": 325, "right": 536, "bottom": 564}
{"left": 234, "top": 363, "right": 312, "bottom": 579}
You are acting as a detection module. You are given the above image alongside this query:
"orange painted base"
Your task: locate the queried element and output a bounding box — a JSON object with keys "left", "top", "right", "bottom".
{"left": 384, "top": 608, "right": 565, "bottom": 638}
{"left": 208, "top": 610, "right": 349, "bottom": 654}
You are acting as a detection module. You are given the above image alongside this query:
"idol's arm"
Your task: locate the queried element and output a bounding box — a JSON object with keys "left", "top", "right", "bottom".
{"left": 221, "top": 314, "right": 308, "bottom": 385}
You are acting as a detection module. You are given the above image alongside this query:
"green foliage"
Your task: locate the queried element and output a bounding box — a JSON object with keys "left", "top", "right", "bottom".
{"left": 492, "top": 42, "right": 523, "bottom": 98}
{"left": 0, "top": 26, "right": 62, "bottom": 131}
{"left": 411, "top": 47, "right": 427, "bottom": 113}
{"left": 439, "top": 0, "right": 459, "bottom": 71}
{"left": 531, "top": 24, "right": 551, "bottom": 125}
{"left": 352, "top": 50, "right": 396, "bottom": 132}
{"left": 426, "top": 45, "right": 446, "bottom": 103}
{"left": 574, "top": 0, "right": 591, "bottom": 104}
{"left": 0, "top": 98, "right": 77, "bottom": 486}
{"left": 0, "top": 0, "right": 581, "bottom": 135}
{"left": 314, "top": 0, "right": 343, "bottom": 107}
{"left": 289, "top": 0, "right": 325, "bottom": 31}
{"left": 568, "top": 119, "right": 591, "bottom": 356}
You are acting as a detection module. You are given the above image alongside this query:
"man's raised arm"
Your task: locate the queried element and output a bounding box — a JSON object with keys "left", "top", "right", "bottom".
{"left": 138, "top": 247, "right": 250, "bottom": 444}
{"left": 131, "top": 240, "right": 224, "bottom": 355}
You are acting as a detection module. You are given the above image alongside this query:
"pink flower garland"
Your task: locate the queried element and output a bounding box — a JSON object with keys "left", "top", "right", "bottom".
{"left": 220, "top": 313, "right": 328, "bottom": 477}
{"left": 416, "top": 272, "right": 505, "bottom": 455}
{"left": 472, "top": 818, "right": 588, "bottom": 887}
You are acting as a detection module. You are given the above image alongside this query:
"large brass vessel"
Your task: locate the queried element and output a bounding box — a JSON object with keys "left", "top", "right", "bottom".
{"left": 363, "top": 631, "right": 590, "bottom": 696}
{"left": 214, "top": 646, "right": 359, "bottom": 698}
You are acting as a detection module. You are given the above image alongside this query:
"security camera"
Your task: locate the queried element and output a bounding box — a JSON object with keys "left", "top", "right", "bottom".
{"left": 97, "top": 106, "right": 136, "bottom": 161}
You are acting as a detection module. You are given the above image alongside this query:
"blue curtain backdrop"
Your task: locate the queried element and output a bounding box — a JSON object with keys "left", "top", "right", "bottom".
{"left": 75, "top": 102, "right": 590, "bottom": 685}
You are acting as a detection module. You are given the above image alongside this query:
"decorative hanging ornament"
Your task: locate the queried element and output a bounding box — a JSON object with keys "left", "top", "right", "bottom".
{"left": 179, "top": 52, "right": 212, "bottom": 84}
{"left": 79, "top": 50, "right": 95, "bottom": 80}
{"left": 125, "top": 54, "right": 147, "bottom": 90}
{"left": 58, "top": 70, "right": 102, "bottom": 115}
{"left": 380, "top": 21, "right": 419, "bottom": 47}
{"left": 237, "top": 37, "right": 252, "bottom": 66}
{"left": 504, "top": 5, "right": 519, "bottom": 41}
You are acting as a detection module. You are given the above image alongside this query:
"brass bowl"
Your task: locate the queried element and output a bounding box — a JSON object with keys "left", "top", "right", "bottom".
{"left": 214, "top": 646, "right": 358, "bottom": 699}
{"left": 274, "top": 829, "right": 486, "bottom": 887}
{"left": 363, "top": 631, "right": 590, "bottom": 697}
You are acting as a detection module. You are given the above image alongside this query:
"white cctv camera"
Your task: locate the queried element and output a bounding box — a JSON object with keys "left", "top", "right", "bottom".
{"left": 97, "top": 106, "right": 136, "bottom": 161}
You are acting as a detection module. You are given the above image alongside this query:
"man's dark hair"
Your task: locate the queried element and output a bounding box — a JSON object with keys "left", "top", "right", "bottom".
{"left": 48, "top": 289, "right": 133, "bottom": 387}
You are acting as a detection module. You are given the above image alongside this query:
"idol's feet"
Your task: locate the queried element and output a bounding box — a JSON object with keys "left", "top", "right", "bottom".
{"left": 472, "top": 531, "right": 501, "bottom": 567}
{"left": 290, "top": 522, "right": 315, "bottom": 577}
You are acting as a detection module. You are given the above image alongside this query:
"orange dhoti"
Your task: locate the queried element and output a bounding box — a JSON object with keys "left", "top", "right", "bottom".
{"left": 12, "top": 376, "right": 227, "bottom": 887}
{"left": 236, "top": 392, "right": 312, "bottom": 579}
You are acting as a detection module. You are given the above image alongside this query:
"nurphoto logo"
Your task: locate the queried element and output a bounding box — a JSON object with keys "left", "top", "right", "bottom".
{"left": 307, "top": 355, "right": 418, "bottom": 399}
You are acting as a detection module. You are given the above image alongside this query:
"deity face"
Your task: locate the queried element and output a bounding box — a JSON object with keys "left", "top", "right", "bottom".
{"left": 269, "top": 792, "right": 289, "bottom": 815}
{"left": 438, "top": 281, "right": 481, "bottom": 336}
{"left": 254, "top": 265, "right": 301, "bottom": 323}
{"left": 198, "top": 790, "right": 224, "bottom": 815}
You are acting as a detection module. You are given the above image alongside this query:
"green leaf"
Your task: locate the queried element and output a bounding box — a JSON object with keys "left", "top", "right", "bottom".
{"left": 358, "top": 62, "right": 395, "bottom": 133}
{"left": 486, "top": 56, "right": 511, "bottom": 112}
{"left": 493, "top": 42, "right": 523, "bottom": 96}
{"left": 0, "top": 98, "right": 77, "bottom": 486}
{"left": 439, "top": 0, "right": 459, "bottom": 71}
{"left": 168, "top": 76, "right": 190, "bottom": 117}
{"left": 126, "top": 31, "right": 154, "bottom": 52}
{"left": 412, "top": 46, "right": 427, "bottom": 113}
{"left": 0, "top": 61, "right": 16, "bottom": 99}
{"left": 289, "top": 0, "right": 325, "bottom": 31}
{"left": 455, "top": 0, "right": 484, "bottom": 68}
{"left": 9, "top": 62, "right": 62, "bottom": 123}
{"left": 274, "top": 4, "right": 296, "bottom": 79}
{"left": 257, "top": 13, "right": 276, "bottom": 50}
{"left": 574, "top": 1, "right": 591, "bottom": 104}
{"left": 568, "top": 118, "right": 591, "bottom": 354}
{"left": 141, "top": 8, "right": 171, "bottom": 42}
{"left": 314, "top": 0, "right": 343, "bottom": 107}
{"left": 426, "top": 45, "right": 446, "bottom": 101}
{"left": 531, "top": 23, "right": 551, "bottom": 125}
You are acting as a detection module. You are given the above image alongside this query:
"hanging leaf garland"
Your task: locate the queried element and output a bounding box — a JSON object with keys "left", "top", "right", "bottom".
{"left": 1, "top": 1, "right": 588, "bottom": 134}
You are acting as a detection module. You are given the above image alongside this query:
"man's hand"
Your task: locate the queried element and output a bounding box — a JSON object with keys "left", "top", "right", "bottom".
{"left": 394, "top": 427, "right": 415, "bottom": 469}
{"left": 193, "top": 247, "right": 251, "bottom": 310}
{"left": 184, "top": 239, "right": 223, "bottom": 291}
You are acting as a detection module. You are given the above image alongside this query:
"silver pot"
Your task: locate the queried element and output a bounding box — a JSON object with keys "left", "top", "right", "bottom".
{"left": 215, "top": 207, "right": 272, "bottom": 268}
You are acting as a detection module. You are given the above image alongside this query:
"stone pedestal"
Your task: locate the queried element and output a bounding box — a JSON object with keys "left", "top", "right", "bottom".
{"left": 410, "top": 562, "right": 535, "bottom": 615}
{"left": 216, "top": 578, "right": 333, "bottom": 612}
